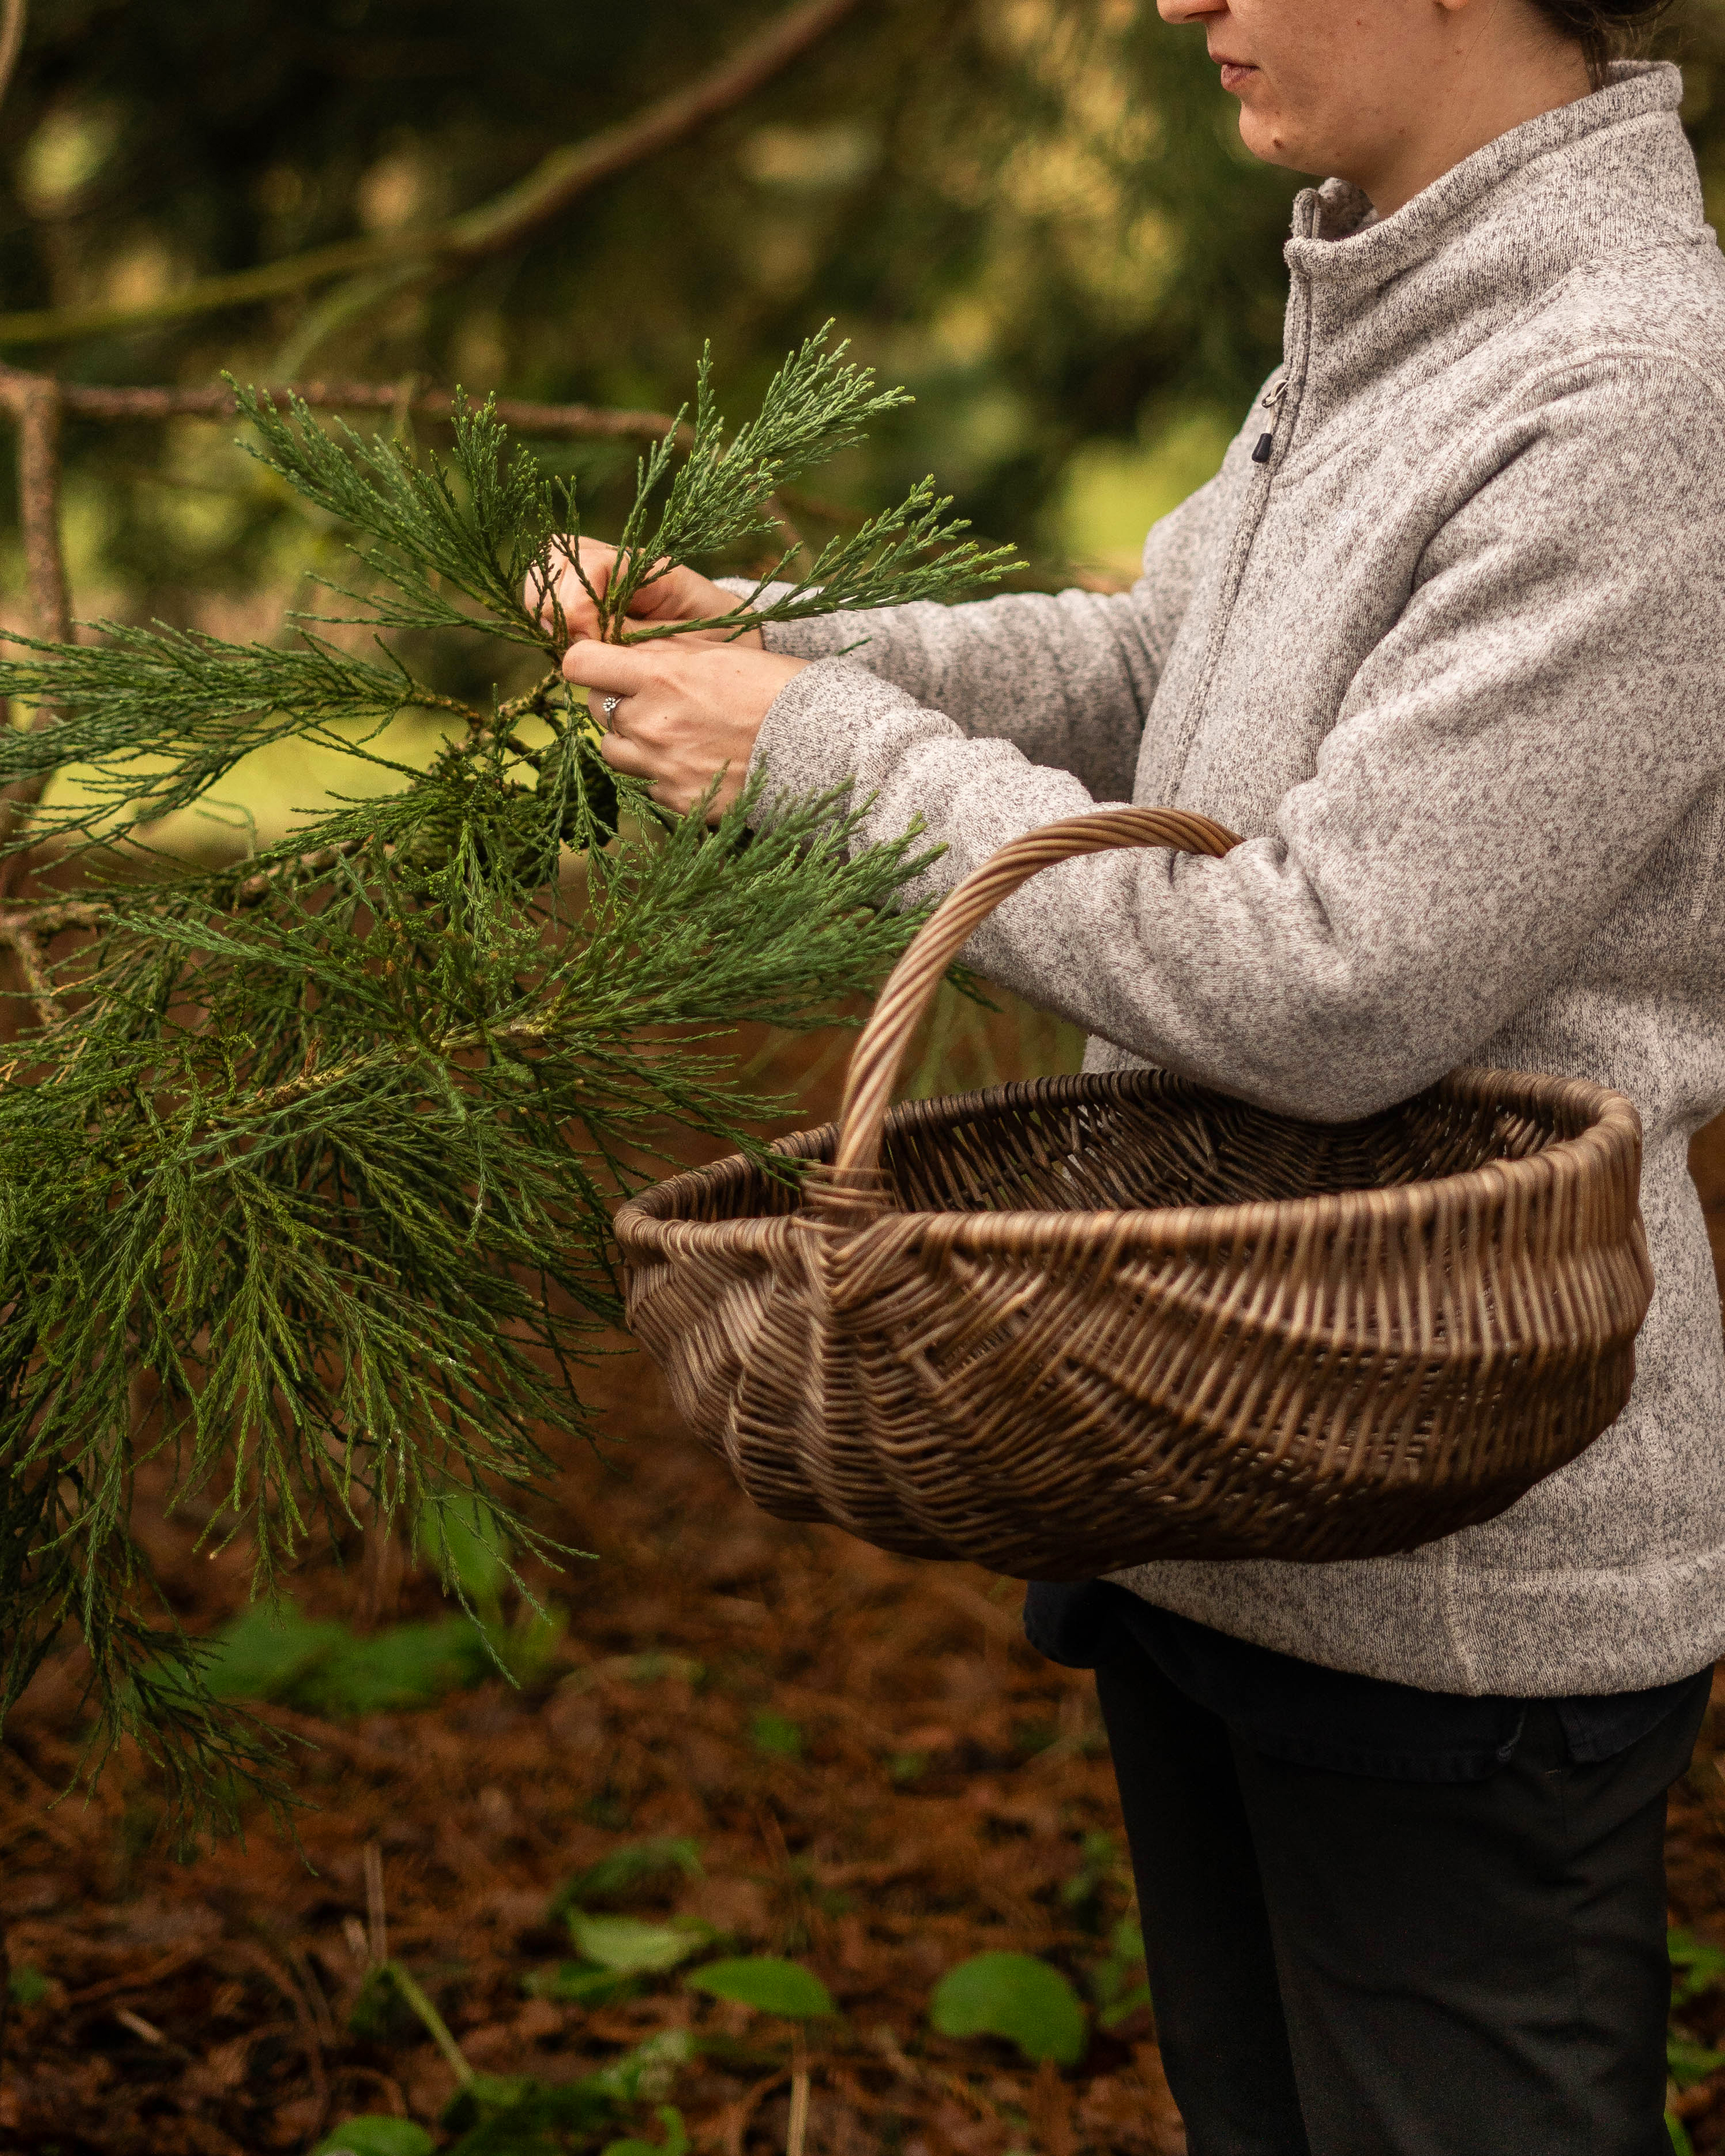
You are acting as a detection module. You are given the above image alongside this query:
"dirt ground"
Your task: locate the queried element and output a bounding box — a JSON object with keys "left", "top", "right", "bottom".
{"left": 1, "top": 1081, "right": 1722, "bottom": 2156}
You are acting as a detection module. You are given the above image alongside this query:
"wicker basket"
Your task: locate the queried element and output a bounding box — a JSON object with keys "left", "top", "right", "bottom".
{"left": 615, "top": 808, "right": 1654, "bottom": 1577}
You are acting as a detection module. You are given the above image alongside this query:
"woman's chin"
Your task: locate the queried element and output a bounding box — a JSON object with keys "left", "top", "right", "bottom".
{"left": 1236, "top": 107, "right": 1305, "bottom": 173}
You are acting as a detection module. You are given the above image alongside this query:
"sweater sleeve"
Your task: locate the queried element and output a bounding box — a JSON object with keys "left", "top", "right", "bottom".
{"left": 746, "top": 354, "right": 1725, "bottom": 1122}
{"left": 732, "top": 476, "right": 1219, "bottom": 803}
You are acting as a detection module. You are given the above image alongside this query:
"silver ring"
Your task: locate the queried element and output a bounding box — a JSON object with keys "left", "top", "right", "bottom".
{"left": 601, "top": 694, "right": 621, "bottom": 719}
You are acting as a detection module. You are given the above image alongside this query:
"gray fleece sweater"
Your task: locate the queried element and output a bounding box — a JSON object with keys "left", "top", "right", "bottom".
{"left": 744, "top": 63, "right": 1725, "bottom": 1696}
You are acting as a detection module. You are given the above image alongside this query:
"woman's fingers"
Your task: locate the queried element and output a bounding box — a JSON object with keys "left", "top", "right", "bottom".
{"left": 598, "top": 721, "right": 716, "bottom": 818}
{"left": 565, "top": 636, "right": 807, "bottom": 824}
{"left": 596, "top": 728, "right": 658, "bottom": 781}
{"left": 527, "top": 538, "right": 617, "bottom": 637}
{"left": 533, "top": 542, "right": 678, "bottom": 635}
{"left": 561, "top": 638, "right": 657, "bottom": 698}
{"left": 530, "top": 541, "right": 765, "bottom": 651}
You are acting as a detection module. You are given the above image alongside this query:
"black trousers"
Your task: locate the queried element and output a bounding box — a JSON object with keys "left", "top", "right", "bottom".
{"left": 1095, "top": 1637, "right": 1709, "bottom": 2156}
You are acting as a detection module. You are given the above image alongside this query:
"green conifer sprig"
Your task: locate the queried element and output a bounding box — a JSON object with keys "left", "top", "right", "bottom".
{"left": 587, "top": 326, "right": 1016, "bottom": 642}
{"left": 0, "top": 626, "right": 457, "bottom": 843}
{"left": 235, "top": 382, "right": 569, "bottom": 648}
{"left": 0, "top": 332, "right": 1013, "bottom": 1835}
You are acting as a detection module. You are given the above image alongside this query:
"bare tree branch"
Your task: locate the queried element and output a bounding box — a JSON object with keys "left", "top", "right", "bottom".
{"left": 0, "top": 0, "right": 25, "bottom": 120}
{"left": 0, "top": 0, "right": 34, "bottom": 889}
{"left": 0, "top": 371, "right": 68, "bottom": 642}
{"left": 0, "top": 235, "right": 397, "bottom": 350}
{"left": 437, "top": 0, "right": 861, "bottom": 257}
{"left": 0, "top": 366, "right": 67, "bottom": 895}
{"left": 0, "top": 0, "right": 865, "bottom": 350}
{"left": 0, "top": 0, "right": 22, "bottom": 915}
{"left": 42, "top": 376, "right": 680, "bottom": 440}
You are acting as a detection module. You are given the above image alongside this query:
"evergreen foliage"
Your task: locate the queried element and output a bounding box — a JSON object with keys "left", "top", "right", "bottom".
{"left": 0, "top": 332, "right": 1013, "bottom": 1835}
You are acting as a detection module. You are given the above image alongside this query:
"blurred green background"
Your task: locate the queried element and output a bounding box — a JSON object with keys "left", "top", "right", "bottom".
{"left": 4, "top": 0, "right": 1725, "bottom": 846}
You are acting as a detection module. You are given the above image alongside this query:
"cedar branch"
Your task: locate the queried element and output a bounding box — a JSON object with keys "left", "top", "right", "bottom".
{"left": 0, "top": 364, "right": 667, "bottom": 878}
{"left": 246, "top": 1006, "right": 582, "bottom": 1119}
{"left": 0, "top": 329, "right": 979, "bottom": 1845}
{"left": 0, "top": 902, "right": 104, "bottom": 934}
{"left": 0, "top": 919, "right": 66, "bottom": 1028}
{"left": 0, "top": 0, "right": 864, "bottom": 349}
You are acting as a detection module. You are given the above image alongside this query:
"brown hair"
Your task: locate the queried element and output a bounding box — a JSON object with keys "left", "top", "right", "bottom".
{"left": 1528, "top": 0, "right": 1675, "bottom": 88}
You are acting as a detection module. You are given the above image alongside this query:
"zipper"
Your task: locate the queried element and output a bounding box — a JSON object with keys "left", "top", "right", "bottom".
{"left": 1251, "top": 377, "right": 1288, "bottom": 464}
{"left": 1162, "top": 257, "right": 1315, "bottom": 805}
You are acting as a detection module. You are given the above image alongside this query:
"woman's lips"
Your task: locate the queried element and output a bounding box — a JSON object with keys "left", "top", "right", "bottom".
{"left": 1217, "top": 59, "right": 1257, "bottom": 91}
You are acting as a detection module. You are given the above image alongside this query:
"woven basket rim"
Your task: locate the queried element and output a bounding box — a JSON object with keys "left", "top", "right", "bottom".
{"left": 615, "top": 1062, "right": 1643, "bottom": 1254}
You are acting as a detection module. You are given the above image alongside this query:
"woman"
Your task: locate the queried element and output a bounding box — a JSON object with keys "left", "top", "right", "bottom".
{"left": 546, "top": 0, "right": 1725, "bottom": 2146}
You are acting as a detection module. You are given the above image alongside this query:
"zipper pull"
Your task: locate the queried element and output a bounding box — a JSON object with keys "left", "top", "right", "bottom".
{"left": 1252, "top": 376, "right": 1287, "bottom": 465}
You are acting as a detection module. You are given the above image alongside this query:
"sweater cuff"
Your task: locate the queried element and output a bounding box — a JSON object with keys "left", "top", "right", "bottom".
{"left": 746, "top": 655, "right": 922, "bottom": 819}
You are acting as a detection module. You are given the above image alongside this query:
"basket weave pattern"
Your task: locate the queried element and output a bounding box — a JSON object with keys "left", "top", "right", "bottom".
{"left": 616, "top": 812, "right": 1653, "bottom": 1578}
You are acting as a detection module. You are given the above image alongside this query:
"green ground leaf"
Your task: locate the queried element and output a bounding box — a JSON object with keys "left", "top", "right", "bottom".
{"left": 6, "top": 1965, "right": 50, "bottom": 2007}
{"left": 929, "top": 1952, "right": 1088, "bottom": 2067}
{"left": 1669, "top": 2035, "right": 1725, "bottom": 2089}
{"left": 567, "top": 1912, "right": 713, "bottom": 1974}
{"left": 1090, "top": 1915, "right": 1152, "bottom": 2030}
{"left": 190, "top": 1600, "right": 492, "bottom": 1717}
{"left": 440, "top": 2071, "right": 565, "bottom": 2144}
{"left": 416, "top": 1492, "right": 513, "bottom": 1611}
{"left": 523, "top": 1960, "right": 642, "bottom": 2007}
{"left": 191, "top": 1601, "right": 349, "bottom": 1701}
{"left": 600, "top": 2104, "right": 690, "bottom": 2156}
{"left": 345, "top": 1966, "right": 423, "bottom": 2047}
{"left": 750, "top": 1711, "right": 803, "bottom": 1759}
{"left": 548, "top": 1836, "right": 705, "bottom": 1920}
{"left": 686, "top": 1956, "right": 834, "bottom": 2020}
{"left": 312, "top": 1620, "right": 494, "bottom": 1715}
{"left": 314, "top": 2122, "right": 435, "bottom": 2156}
{"left": 1098, "top": 1978, "right": 1153, "bottom": 2031}
{"left": 585, "top": 2031, "right": 699, "bottom": 2103}
{"left": 1670, "top": 1926, "right": 1725, "bottom": 2007}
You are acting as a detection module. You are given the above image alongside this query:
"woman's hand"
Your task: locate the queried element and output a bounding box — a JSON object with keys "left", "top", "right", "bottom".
{"left": 563, "top": 634, "right": 807, "bottom": 820}
{"left": 527, "top": 536, "right": 764, "bottom": 649}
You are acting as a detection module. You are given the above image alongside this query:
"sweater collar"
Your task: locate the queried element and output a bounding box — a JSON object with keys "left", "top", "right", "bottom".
{"left": 1274, "top": 63, "right": 1703, "bottom": 442}
{"left": 1284, "top": 62, "right": 1697, "bottom": 288}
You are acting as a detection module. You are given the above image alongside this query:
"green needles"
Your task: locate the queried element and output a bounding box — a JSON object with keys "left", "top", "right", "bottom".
{"left": 0, "top": 331, "right": 1013, "bottom": 1837}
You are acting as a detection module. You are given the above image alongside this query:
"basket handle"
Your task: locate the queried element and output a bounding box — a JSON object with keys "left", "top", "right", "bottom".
{"left": 825, "top": 806, "right": 1242, "bottom": 1193}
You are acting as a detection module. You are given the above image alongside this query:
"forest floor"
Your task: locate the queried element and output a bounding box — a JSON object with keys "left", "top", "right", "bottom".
{"left": 2, "top": 1063, "right": 1722, "bottom": 2156}
{"left": 0, "top": 1354, "right": 1192, "bottom": 2156}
